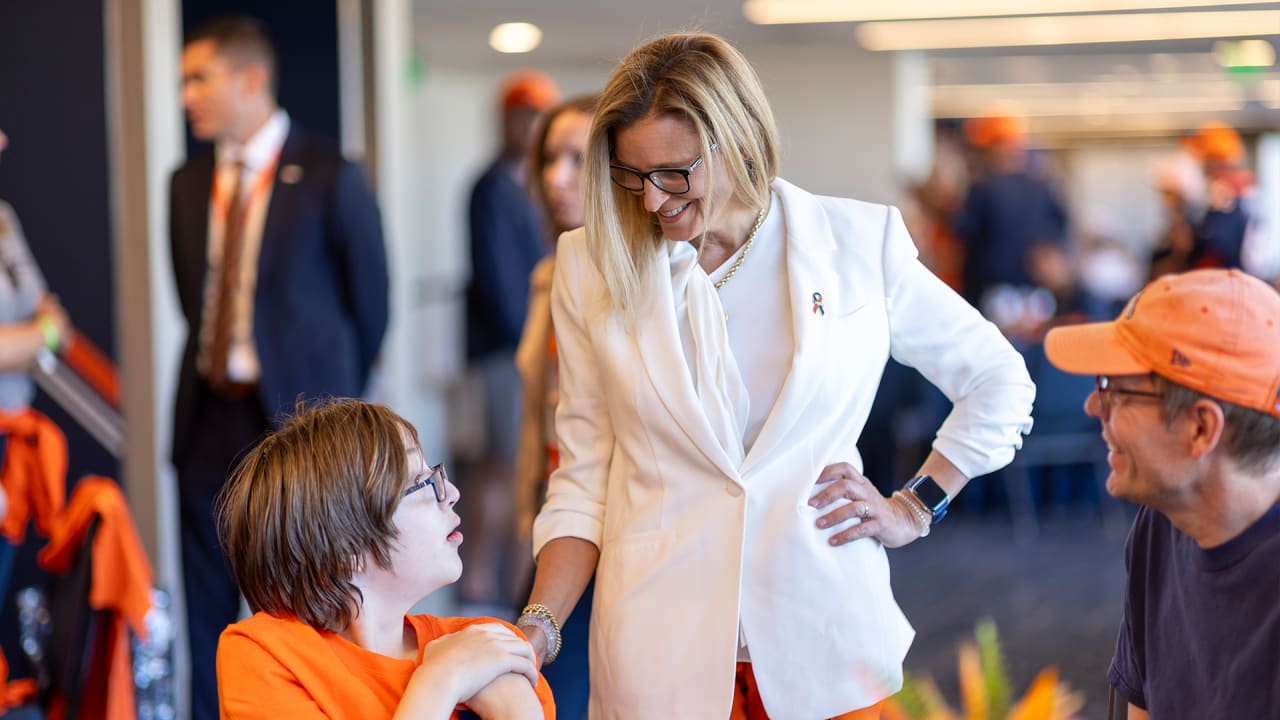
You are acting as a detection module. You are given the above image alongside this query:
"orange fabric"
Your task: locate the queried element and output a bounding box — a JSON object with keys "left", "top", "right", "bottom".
{"left": 1045, "top": 268, "right": 1280, "bottom": 418}
{"left": 731, "top": 663, "right": 883, "bottom": 720}
{"left": 38, "top": 476, "right": 153, "bottom": 720}
{"left": 38, "top": 476, "right": 153, "bottom": 637}
{"left": 60, "top": 329, "right": 122, "bottom": 410}
{"left": 218, "top": 612, "right": 556, "bottom": 719}
{"left": 0, "top": 650, "right": 37, "bottom": 711}
{"left": 0, "top": 407, "right": 67, "bottom": 543}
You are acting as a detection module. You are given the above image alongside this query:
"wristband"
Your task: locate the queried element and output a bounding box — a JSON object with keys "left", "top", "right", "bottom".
{"left": 35, "top": 315, "right": 60, "bottom": 353}
{"left": 518, "top": 603, "right": 562, "bottom": 664}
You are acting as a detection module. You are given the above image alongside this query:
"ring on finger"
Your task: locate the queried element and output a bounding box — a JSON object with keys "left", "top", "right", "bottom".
{"left": 858, "top": 503, "right": 872, "bottom": 520}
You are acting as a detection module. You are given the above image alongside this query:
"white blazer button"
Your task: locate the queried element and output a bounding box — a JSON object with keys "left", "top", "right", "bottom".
{"left": 726, "top": 485, "right": 743, "bottom": 497}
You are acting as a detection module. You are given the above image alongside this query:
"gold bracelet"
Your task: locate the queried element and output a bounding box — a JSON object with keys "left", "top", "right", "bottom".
{"left": 519, "top": 603, "right": 563, "bottom": 664}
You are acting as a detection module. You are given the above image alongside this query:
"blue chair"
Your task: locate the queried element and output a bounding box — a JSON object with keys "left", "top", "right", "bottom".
{"left": 1005, "top": 342, "right": 1126, "bottom": 541}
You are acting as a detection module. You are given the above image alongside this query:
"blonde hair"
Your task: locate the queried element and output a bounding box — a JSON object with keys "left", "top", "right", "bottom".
{"left": 584, "top": 32, "right": 780, "bottom": 319}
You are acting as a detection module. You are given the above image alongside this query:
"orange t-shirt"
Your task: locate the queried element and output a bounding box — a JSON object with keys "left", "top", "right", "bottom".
{"left": 217, "top": 612, "right": 555, "bottom": 719}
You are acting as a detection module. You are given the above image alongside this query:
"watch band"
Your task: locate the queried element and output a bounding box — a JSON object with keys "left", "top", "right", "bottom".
{"left": 904, "top": 474, "right": 950, "bottom": 525}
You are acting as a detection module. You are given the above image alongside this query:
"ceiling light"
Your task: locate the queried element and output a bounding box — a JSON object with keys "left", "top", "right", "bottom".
{"left": 488, "top": 22, "right": 542, "bottom": 54}
{"left": 744, "top": 0, "right": 1271, "bottom": 24}
{"left": 855, "top": 10, "right": 1280, "bottom": 51}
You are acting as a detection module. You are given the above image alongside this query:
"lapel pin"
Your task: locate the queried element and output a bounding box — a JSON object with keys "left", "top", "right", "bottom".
{"left": 279, "top": 164, "right": 304, "bottom": 184}
{"left": 812, "top": 291, "right": 825, "bottom": 316}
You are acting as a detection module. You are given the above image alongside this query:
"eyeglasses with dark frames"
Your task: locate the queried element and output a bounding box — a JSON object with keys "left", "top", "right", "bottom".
{"left": 609, "top": 142, "right": 717, "bottom": 195}
{"left": 404, "top": 463, "right": 449, "bottom": 502}
{"left": 1095, "top": 375, "right": 1163, "bottom": 413}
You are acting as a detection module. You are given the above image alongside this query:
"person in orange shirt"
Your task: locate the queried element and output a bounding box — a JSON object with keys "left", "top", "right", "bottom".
{"left": 215, "top": 399, "right": 555, "bottom": 719}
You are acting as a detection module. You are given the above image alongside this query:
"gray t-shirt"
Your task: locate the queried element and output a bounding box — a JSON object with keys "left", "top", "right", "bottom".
{"left": 0, "top": 201, "right": 47, "bottom": 409}
{"left": 1109, "top": 501, "right": 1280, "bottom": 717}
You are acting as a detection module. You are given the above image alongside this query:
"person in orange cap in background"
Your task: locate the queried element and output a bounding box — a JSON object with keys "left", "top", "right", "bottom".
{"left": 460, "top": 70, "right": 561, "bottom": 614}
{"left": 1044, "top": 268, "right": 1280, "bottom": 718}
{"left": 1176, "top": 122, "right": 1256, "bottom": 274}
{"left": 953, "top": 112, "right": 1069, "bottom": 316}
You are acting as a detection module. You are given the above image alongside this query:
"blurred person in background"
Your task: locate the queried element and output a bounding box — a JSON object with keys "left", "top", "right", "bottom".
{"left": 171, "top": 16, "right": 389, "bottom": 720}
{"left": 0, "top": 127, "right": 72, "bottom": 595}
{"left": 517, "top": 32, "right": 1034, "bottom": 719}
{"left": 216, "top": 399, "right": 555, "bottom": 719}
{"left": 1147, "top": 150, "right": 1206, "bottom": 279}
{"left": 1185, "top": 122, "right": 1250, "bottom": 271}
{"left": 461, "top": 70, "right": 560, "bottom": 614}
{"left": 1046, "top": 269, "right": 1280, "bottom": 719}
{"left": 513, "top": 93, "right": 597, "bottom": 720}
{"left": 954, "top": 112, "right": 1069, "bottom": 323}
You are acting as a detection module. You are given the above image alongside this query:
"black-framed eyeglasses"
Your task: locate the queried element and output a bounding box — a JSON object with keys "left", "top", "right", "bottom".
{"left": 1095, "top": 375, "right": 1163, "bottom": 413}
{"left": 609, "top": 143, "right": 716, "bottom": 195}
{"left": 404, "top": 463, "right": 449, "bottom": 502}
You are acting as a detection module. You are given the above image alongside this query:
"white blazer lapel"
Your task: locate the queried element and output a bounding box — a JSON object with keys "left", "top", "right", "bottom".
{"left": 633, "top": 243, "right": 743, "bottom": 480}
{"left": 741, "top": 179, "right": 864, "bottom": 475}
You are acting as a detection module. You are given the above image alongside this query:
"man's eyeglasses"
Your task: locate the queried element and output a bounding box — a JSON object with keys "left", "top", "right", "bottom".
{"left": 1095, "top": 375, "right": 1163, "bottom": 413}
{"left": 609, "top": 143, "right": 717, "bottom": 195}
{"left": 404, "top": 463, "right": 449, "bottom": 502}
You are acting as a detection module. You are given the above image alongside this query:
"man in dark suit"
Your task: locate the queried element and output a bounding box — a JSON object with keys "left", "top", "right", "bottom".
{"left": 170, "top": 16, "right": 388, "bottom": 720}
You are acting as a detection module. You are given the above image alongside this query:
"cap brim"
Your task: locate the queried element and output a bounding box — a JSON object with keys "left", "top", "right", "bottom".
{"left": 1044, "top": 321, "right": 1150, "bottom": 376}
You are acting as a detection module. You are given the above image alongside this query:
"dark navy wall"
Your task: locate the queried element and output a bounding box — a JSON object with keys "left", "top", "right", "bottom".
{"left": 0, "top": 0, "right": 118, "bottom": 676}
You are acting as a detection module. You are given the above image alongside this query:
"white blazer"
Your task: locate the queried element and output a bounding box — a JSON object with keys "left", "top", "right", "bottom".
{"left": 533, "top": 178, "right": 1035, "bottom": 720}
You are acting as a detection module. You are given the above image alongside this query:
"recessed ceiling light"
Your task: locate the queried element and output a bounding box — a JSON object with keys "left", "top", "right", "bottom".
{"left": 489, "top": 22, "right": 542, "bottom": 54}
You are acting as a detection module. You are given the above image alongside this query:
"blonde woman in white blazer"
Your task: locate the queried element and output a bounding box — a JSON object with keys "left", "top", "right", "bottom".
{"left": 514, "top": 33, "right": 1035, "bottom": 720}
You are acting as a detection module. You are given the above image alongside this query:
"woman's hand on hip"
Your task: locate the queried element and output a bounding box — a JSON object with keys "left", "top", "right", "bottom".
{"left": 809, "top": 462, "right": 922, "bottom": 549}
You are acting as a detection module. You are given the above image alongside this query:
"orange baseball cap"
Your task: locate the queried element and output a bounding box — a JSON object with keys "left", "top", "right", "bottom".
{"left": 964, "top": 114, "right": 1027, "bottom": 149}
{"left": 1180, "top": 122, "right": 1244, "bottom": 166}
{"left": 500, "top": 70, "right": 561, "bottom": 113}
{"left": 1045, "top": 269, "right": 1280, "bottom": 417}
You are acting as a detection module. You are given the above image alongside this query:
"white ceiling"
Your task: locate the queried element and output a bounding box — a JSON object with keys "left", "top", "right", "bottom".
{"left": 411, "top": 1, "right": 1280, "bottom": 135}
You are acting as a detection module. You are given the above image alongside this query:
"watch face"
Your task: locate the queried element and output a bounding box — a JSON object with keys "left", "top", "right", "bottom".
{"left": 911, "top": 476, "right": 949, "bottom": 513}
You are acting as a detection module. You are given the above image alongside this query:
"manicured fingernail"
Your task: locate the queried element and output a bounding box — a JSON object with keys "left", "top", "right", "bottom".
{"left": 809, "top": 498, "right": 820, "bottom": 507}
{"left": 817, "top": 518, "right": 828, "bottom": 528}
{"left": 829, "top": 537, "right": 840, "bottom": 546}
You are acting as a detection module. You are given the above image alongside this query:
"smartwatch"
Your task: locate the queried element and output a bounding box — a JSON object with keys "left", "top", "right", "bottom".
{"left": 904, "top": 475, "right": 950, "bottom": 525}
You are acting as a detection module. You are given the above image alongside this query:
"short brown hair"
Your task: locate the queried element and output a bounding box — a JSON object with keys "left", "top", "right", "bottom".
{"left": 185, "top": 15, "right": 278, "bottom": 95}
{"left": 217, "top": 398, "right": 419, "bottom": 632}
{"left": 1154, "top": 375, "right": 1280, "bottom": 473}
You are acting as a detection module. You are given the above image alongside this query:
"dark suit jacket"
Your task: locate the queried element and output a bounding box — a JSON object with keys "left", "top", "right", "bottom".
{"left": 169, "top": 126, "right": 389, "bottom": 466}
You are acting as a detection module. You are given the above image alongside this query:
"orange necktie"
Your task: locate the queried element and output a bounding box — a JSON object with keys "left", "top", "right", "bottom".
{"left": 206, "top": 162, "right": 246, "bottom": 389}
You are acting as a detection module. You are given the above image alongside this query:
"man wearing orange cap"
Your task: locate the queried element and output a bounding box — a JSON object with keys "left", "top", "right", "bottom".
{"left": 954, "top": 113, "right": 1068, "bottom": 311}
{"left": 461, "top": 70, "right": 561, "bottom": 610}
{"left": 1044, "top": 269, "right": 1280, "bottom": 718}
{"left": 1180, "top": 122, "right": 1254, "bottom": 273}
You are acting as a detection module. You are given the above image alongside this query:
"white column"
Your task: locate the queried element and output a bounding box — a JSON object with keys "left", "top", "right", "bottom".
{"left": 103, "top": 0, "right": 186, "bottom": 707}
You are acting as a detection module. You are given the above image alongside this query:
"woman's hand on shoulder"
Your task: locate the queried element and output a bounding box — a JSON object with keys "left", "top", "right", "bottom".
{"left": 809, "top": 462, "right": 925, "bottom": 549}
{"left": 414, "top": 622, "right": 538, "bottom": 708}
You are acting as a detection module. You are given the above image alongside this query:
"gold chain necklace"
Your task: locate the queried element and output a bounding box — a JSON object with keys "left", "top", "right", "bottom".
{"left": 713, "top": 208, "right": 766, "bottom": 291}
